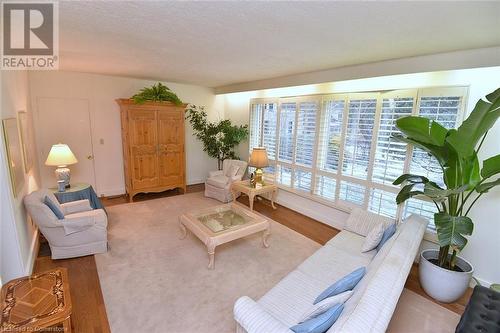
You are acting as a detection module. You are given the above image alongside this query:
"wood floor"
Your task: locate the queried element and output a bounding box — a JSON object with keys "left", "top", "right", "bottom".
{"left": 34, "top": 184, "right": 470, "bottom": 332}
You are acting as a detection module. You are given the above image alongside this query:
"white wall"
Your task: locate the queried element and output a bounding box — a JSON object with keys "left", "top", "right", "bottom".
{"left": 29, "top": 71, "right": 224, "bottom": 196}
{"left": 222, "top": 66, "right": 500, "bottom": 286}
{"left": 1, "top": 70, "right": 41, "bottom": 282}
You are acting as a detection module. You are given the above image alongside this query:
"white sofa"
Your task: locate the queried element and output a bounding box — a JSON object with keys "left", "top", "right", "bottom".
{"left": 205, "top": 159, "right": 248, "bottom": 203}
{"left": 234, "top": 209, "right": 428, "bottom": 333}
{"left": 24, "top": 189, "right": 108, "bottom": 259}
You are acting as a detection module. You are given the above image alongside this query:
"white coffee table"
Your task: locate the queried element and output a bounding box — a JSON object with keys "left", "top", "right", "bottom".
{"left": 179, "top": 202, "right": 271, "bottom": 269}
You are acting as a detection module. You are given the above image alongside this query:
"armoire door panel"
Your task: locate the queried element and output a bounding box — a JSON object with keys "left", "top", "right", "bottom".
{"left": 128, "top": 109, "right": 159, "bottom": 189}
{"left": 158, "top": 111, "right": 184, "bottom": 186}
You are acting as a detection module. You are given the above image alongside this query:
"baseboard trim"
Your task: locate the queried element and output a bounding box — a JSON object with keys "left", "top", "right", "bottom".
{"left": 187, "top": 179, "right": 205, "bottom": 186}
{"left": 25, "top": 228, "right": 39, "bottom": 276}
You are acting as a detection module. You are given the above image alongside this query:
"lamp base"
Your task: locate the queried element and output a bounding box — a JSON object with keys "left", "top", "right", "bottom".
{"left": 254, "top": 168, "right": 265, "bottom": 186}
{"left": 55, "top": 166, "right": 71, "bottom": 188}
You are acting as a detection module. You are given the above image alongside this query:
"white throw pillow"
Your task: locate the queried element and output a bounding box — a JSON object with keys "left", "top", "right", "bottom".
{"left": 225, "top": 165, "right": 240, "bottom": 177}
{"left": 361, "top": 222, "right": 385, "bottom": 252}
{"left": 299, "top": 290, "right": 353, "bottom": 323}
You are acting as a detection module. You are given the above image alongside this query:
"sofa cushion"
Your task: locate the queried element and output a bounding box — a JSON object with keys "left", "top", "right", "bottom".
{"left": 324, "top": 231, "right": 376, "bottom": 262}
{"left": 291, "top": 303, "right": 344, "bottom": 333}
{"left": 44, "top": 195, "right": 64, "bottom": 219}
{"left": 375, "top": 223, "right": 397, "bottom": 252}
{"left": 299, "top": 290, "right": 353, "bottom": 323}
{"left": 344, "top": 208, "right": 393, "bottom": 237}
{"left": 206, "top": 175, "right": 229, "bottom": 188}
{"left": 361, "top": 222, "right": 384, "bottom": 252}
{"left": 314, "top": 267, "right": 366, "bottom": 304}
{"left": 259, "top": 270, "right": 329, "bottom": 327}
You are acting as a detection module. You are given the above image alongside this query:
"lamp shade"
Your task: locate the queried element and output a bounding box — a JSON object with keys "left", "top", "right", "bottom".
{"left": 45, "top": 144, "right": 78, "bottom": 166}
{"left": 249, "top": 147, "right": 269, "bottom": 168}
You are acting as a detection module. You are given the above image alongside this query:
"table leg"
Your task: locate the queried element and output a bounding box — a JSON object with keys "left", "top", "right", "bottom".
{"left": 271, "top": 188, "right": 277, "bottom": 210}
{"left": 262, "top": 226, "right": 271, "bottom": 248}
{"left": 249, "top": 193, "right": 255, "bottom": 211}
{"left": 63, "top": 316, "right": 72, "bottom": 333}
{"left": 179, "top": 219, "right": 187, "bottom": 239}
{"left": 207, "top": 241, "right": 216, "bottom": 270}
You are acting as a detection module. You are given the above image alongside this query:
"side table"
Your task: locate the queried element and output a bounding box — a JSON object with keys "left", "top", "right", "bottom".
{"left": 230, "top": 180, "right": 278, "bottom": 211}
{"left": 0, "top": 268, "right": 73, "bottom": 332}
{"left": 50, "top": 182, "right": 104, "bottom": 210}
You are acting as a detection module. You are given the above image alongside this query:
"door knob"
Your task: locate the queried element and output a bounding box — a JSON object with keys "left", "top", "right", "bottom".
{"left": 87, "top": 155, "right": 94, "bottom": 160}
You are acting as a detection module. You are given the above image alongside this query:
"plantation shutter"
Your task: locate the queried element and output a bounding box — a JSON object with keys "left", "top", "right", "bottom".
{"left": 372, "top": 94, "right": 415, "bottom": 185}
{"left": 262, "top": 103, "right": 278, "bottom": 160}
{"left": 278, "top": 102, "right": 296, "bottom": 163}
{"left": 249, "top": 103, "right": 263, "bottom": 152}
{"left": 407, "top": 87, "right": 467, "bottom": 231}
{"left": 342, "top": 98, "right": 377, "bottom": 180}
{"left": 317, "top": 98, "right": 345, "bottom": 173}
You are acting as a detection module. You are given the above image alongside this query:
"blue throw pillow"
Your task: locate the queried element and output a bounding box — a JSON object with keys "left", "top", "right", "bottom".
{"left": 375, "top": 223, "right": 397, "bottom": 252}
{"left": 291, "top": 303, "right": 344, "bottom": 333}
{"left": 314, "top": 267, "right": 366, "bottom": 304}
{"left": 43, "top": 195, "right": 64, "bottom": 219}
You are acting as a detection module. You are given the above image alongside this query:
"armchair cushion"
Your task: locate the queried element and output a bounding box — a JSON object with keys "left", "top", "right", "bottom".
{"left": 43, "top": 195, "right": 64, "bottom": 219}
{"left": 208, "top": 170, "right": 224, "bottom": 178}
{"left": 225, "top": 165, "right": 240, "bottom": 177}
{"left": 61, "top": 199, "right": 93, "bottom": 215}
{"left": 206, "top": 175, "right": 230, "bottom": 189}
{"left": 61, "top": 209, "right": 104, "bottom": 235}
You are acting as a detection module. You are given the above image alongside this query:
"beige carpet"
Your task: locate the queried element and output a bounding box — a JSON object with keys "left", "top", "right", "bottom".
{"left": 96, "top": 192, "right": 460, "bottom": 333}
{"left": 95, "top": 192, "right": 320, "bottom": 332}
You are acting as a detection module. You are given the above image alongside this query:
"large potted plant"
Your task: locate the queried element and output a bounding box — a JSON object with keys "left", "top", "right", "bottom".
{"left": 185, "top": 105, "right": 248, "bottom": 170}
{"left": 393, "top": 88, "right": 500, "bottom": 303}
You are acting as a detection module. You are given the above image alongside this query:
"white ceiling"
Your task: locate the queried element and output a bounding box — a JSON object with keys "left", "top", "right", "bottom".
{"left": 59, "top": 1, "right": 500, "bottom": 88}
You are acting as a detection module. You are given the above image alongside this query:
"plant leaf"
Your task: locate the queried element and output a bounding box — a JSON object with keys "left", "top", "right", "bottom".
{"left": 446, "top": 88, "right": 500, "bottom": 158}
{"left": 434, "top": 212, "right": 473, "bottom": 251}
{"left": 476, "top": 178, "right": 500, "bottom": 193}
{"left": 392, "top": 174, "right": 430, "bottom": 186}
{"left": 395, "top": 116, "right": 448, "bottom": 146}
{"left": 395, "top": 184, "right": 424, "bottom": 204}
{"left": 392, "top": 135, "right": 448, "bottom": 166}
{"left": 423, "top": 183, "right": 467, "bottom": 201}
{"left": 481, "top": 154, "right": 500, "bottom": 179}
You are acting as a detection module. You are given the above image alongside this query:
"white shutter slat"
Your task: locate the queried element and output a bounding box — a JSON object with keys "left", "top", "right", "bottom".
{"left": 313, "top": 175, "right": 336, "bottom": 200}
{"left": 278, "top": 103, "right": 296, "bottom": 163}
{"left": 339, "top": 181, "right": 366, "bottom": 206}
{"left": 372, "top": 97, "right": 414, "bottom": 186}
{"left": 262, "top": 103, "right": 277, "bottom": 160}
{"left": 342, "top": 99, "right": 377, "bottom": 180}
{"left": 317, "top": 100, "right": 344, "bottom": 173}
{"left": 295, "top": 101, "right": 318, "bottom": 168}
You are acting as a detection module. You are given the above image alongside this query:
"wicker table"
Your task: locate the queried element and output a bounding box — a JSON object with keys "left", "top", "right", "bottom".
{"left": 0, "top": 268, "right": 72, "bottom": 332}
{"left": 230, "top": 180, "right": 278, "bottom": 211}
{"left": 179, "top": 202, "right": 270, "bottom": 269}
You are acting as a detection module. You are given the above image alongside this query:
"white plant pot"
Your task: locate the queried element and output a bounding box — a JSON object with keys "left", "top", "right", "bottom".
{"left": 419, "top": 249, "right": 473, "bottom": 303}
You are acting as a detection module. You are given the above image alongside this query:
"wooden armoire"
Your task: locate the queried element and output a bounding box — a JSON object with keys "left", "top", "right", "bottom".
{"left": 116, "top": 99, "right": 187, "bottom": 201}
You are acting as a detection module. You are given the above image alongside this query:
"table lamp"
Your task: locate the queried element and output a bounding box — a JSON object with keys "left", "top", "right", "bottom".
{"left": 45, "top": 143, "right": 78, "bottom": 188}
{"left": 249, "top": 147, "right": 269, "bottom": 185}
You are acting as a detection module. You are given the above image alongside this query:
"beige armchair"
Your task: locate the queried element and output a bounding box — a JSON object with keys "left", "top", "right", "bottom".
{"left": 24, "top": 189, "right": 108, "bottom": 259}
{"left": 205, "top": 159, "right": 248, "bottom": 202}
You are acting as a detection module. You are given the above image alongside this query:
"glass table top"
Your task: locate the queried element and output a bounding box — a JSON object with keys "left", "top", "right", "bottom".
{"left": 195, "top": 205, "right": 252, "bottom": 233}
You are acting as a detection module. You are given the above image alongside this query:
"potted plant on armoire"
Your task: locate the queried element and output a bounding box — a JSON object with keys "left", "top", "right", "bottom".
{"left": 393, "top": 88, "right": 500, "bottom": 302}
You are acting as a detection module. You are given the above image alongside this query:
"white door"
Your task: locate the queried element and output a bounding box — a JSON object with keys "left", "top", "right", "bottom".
{"left": 36, "top": 98, "right": 96, "bottom": 189}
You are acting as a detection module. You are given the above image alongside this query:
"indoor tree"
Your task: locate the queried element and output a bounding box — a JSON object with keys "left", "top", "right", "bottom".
{"left": 393, "top": 88, "right": 500, "bottom": 270}
{"left": 185, "top": 105, "right": 248, "bottom": 170}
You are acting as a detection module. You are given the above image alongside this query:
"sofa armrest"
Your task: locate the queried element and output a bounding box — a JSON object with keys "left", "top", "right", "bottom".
{"left": 234, "top": 296, "right": 292, "bottom": 333}
{"left": 208, "top": 170, "right": 224, "bottom": 178}
{"left": 61, "top": 209, "right": 104, "bottom": 235}
{"left": 61, "top": 199, "right": 92, "bottom": 215}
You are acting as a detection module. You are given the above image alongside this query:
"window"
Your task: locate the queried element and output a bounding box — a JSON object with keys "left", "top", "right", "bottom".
{"left": 249, "top": 86, "right": 467, "bottom": 230}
